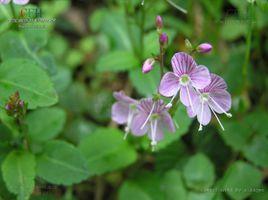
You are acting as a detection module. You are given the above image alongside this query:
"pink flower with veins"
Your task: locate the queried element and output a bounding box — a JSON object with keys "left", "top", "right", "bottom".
{"left": 159, "top": 52, "right": 211, "bottom": 112}
{"left": 187, "top": 73, "right": 232, "bottom": 131}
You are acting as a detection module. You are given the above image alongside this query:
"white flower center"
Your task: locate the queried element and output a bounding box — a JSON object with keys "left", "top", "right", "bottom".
{"left": 179, "top": 74, "right": 191, "bottom": 86}
{"left": 200, "top": 93, "right": 209, "bottom": 102}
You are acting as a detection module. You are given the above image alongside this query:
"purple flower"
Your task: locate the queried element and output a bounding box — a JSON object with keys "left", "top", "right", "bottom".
{"left": 197, "top": 43, "right": 212, "bottom": 53}
{"left": 142, "top": 58, "right": 155, "bottom": 74}
{"left": 159, "top": 52, "right": 211, "bottom": 112}
{"left": 130, "top": 98, "right": 175, "bottom": 149}
{"left": 111, "top": 91, "right": 138, "bottom": 139}
{"left": 187, "top": 73, "right": 232, "bottom": 131}
{"left": 0, "top": 0, "right": 29, "bottom": 5}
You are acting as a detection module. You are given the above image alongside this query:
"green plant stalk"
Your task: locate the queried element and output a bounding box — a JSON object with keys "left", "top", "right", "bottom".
{"left": 10, "top": 3, "right": 16, "bottom": 19}
{"left": 159, "top": 45, "right": 164, "bottom": 78}
{"left": 139, "top": 4, "right": 146, "bottom": 61}
{"left": 242, "top": 2, "right": 254, "bottom": 91}
{"left": 124, "top": 2, "right": 139, "bottom": 61}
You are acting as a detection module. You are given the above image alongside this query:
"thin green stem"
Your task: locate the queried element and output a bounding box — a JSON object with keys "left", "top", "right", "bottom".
{"left": 140, "top": 4, "right": 146, "bottom": 61}
{"left": 242, "top": 2, "right": 254, "bottom": 90}
{"left": 10, "top": 3, "right": 16, "bottom": 19}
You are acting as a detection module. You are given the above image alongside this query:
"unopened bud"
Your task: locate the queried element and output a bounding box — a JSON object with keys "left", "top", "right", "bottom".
{"left": 142, "top": 58, "right": 155, "bottom": 74}
{"left": 185, "top": 39, "right": 192, "bottom": 50}
{"left": 156, "top": 15, "right": 163, "bottom": 29}
{"left": 159, "top": 33, "right": 168, "bottom": 45}
{"left": 197, "top": 43, "right": 212, "bottom": 53}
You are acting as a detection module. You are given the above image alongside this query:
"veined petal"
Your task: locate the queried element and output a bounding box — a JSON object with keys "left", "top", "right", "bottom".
{"left": 148, "top": 121, "right": 164, "bottom": 142}
{"left": 187, "top": 106, "right": 196, "bottom": 118}
{"left": 197, "top": 103, "right": 211, "bottom": 125}
{"left": 171, "top": 52, "right": 197, "bottom": 76}
{"left": 159, "top": 72, "right": 180, "bottom": 97}
{"left": 208, "top": 89, "right": 231, "bottom": 113}
{"left": 190, "top": 65, "right": 211, "bottom": 89}
{"left": 0, "top": 0, "right": 11, "bottom": 4}
{"left": 113, "top": 91, "right": 137, "bottom": 104}
{"left": 206, "top": 73, "right": 227, "bottom": 91}
{"left": 161, "top": 112, "right": 175, "bottom": 132}
{"left": 130, "top": 113, "right": 148, "bottom": 136}
{"left": 111, "top": 102, "right": 129, "bottom": 124}
{"left": 179, "top": 86, "right": 197, "bottom": 107}
{"left": 13, "top": 0, "right": 29, "bottom": 5}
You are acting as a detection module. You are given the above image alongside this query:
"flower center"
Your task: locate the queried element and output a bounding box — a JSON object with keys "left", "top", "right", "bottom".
{"left": 200, "top": 93, "right": 209, "bottom": 102}
{"left": 179, "top": 74, "right": 190, "bottom": 86}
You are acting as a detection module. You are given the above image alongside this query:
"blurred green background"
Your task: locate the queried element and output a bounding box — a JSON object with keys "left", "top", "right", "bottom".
{"left": 0, "top": 0, "right": 268, "bottom": 200}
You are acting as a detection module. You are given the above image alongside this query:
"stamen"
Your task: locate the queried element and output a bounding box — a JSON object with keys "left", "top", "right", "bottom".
{"left": 186, "top": 85, "right": 194, "bottom": 113}
{"left": 198, "top": 101, "right": 204, "bottom": 131}
{"left": 124, "top": 105, "right": 135, "bottom": 140}
{"left": 174, "top": 119, "right": 179, "bottom": 129}
{"left": 150, "top": 120, "right": 158, "bottom": 151}
{"left": 141, "top": 102, "right": 155, "bottom": 129}
{"left": 166, "top": 91, "right": 179, "bottom": 108}
{"left": 210, "top": 106, "right": 225, "bottom": 131}
{"left": 209, "top": 96, "right": 232, "bottom": 118}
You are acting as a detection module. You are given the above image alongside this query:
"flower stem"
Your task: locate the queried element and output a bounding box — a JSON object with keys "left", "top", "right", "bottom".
{"left": 10, "top": 3, "right": 17, "bottom": 19}
{"left": 242, "top": 2, "right": 254, "bottom": 91}
{"left": 139, "top": 4, "right": 145, "bottom": 61}
{"left": 159, "top": 46, "right": 164, "bottom": 78}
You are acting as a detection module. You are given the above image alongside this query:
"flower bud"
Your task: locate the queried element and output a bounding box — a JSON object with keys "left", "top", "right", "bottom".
{"left": 159, "top": 33, "right": 168, "bottom": 45}
{"left": 155, "top": 15, "right": 163, "bottom": 29}
{"left": 197, "top": 43, "right": 212, "bottom": 53}
{"left": 142, "top": 58, "right": 155, "bottom": 74}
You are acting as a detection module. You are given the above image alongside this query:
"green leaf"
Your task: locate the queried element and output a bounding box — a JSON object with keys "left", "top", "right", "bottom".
{"left": 219, "top": 120, "right": 252, "bottom": 151}
{"left": 157, "top": 106, "right": 192, "bottom": 150}
{"left": 0, "top": 59, "right": 58, "bottom": 109}
{"left": 183, "top": 153, "right": 215, "bottom": 190}
{"left": 26, "top": 107, "right": 66, "bottom": 142}
{"left": 119, "top": 170, "right": 187, "bottom": 200}
{"left": 1, "top": 151, "right": 35, "bottom": 200}
{"left": 36, "top": 140, "right": 89, "bottom": 186}
{"left": 161, "top": 170, "right": 187, "bottom": 200}
{"left": 0, "top": 31, "right": 55, "bottom": 74}
{"left": 243, "top": 135, "right": 268, "bottom": 168}
{"left": 221, "top": 161, "right": 262, "bottom": 200}
{"left": 96, "top": 51, "right": 139, "bottom": 72}
{"left": 220, "top": 18, "right": 247, "bottom": 41}
{"left": 78, "top": 128, "right": 137, "bottom": 176}
{"left": 243, "top": 110, "right": 268, "bottom": 136}
{"left": 130, "top": 66, "right": 160, "bottom": 96}
{"left": 187, "top": 192, "right": 215, "bottom": 200}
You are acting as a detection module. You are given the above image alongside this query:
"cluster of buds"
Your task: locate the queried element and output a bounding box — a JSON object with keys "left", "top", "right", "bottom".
{"left": 5, "top": 91, "right": 27, "bottom": 121}
{"left": 142, "top": 16, "right": 168, "bottom": 74}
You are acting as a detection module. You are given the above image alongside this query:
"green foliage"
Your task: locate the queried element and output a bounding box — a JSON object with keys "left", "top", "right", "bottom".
{"left": 26, "top": 107, "right": 66, "bottom": 142}
{"left": 220, "top": 161, "right": 262, "bottom": 200}
{"left": 0, "top": 59, "right": 58, "bottom": 109}
{"left": 1, "top": 151, "right": 35, "bottom": 200}
{"left": 182, "top": 153, "right": 215, "bottom": 191}
{"left": 78, "top": 128, "right": 137, "bottom": 176}
{"left": 36, "top": 140, "right": 89, "bottom": 185}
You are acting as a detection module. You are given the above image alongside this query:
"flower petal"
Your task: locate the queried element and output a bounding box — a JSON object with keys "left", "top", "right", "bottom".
{"left": 148, "top": 121, "right": 164, "bottom": 142}
{"left": 130, "top": 113, "right": 148, "bottom": 136}
{"left": 208, "top": 89, "right": 231, "bottom": 113}
{"left": 171, "top": 52, "right": 197, "bottom": 76}
{"left": 159, "top": 72, "right": 180, "bottom": 97}
{"left": 161, "top": 112, "right": 175, "bottom": 132}
{"left": 13, "top": 0, "right": 29, "bottom": 5}
{"left": 206, "top": 73, "right": 227, "bottom": 91}
{"left": 179, "top": 86, "right": 197, "bottom": 107}
{"left": 197, "top": 103, "right": 211, "bottom": 125}
{"left": 187, "top": 106, "right": 196, "bottom": 118}
{"left": 113, "top": 91, "right": 137, "bottom": 104}
{"left": 111, "top": 102, "right": 129, "bottom": 124}
{"left": 190, "top": 65, "right": 211, "bottom": 89}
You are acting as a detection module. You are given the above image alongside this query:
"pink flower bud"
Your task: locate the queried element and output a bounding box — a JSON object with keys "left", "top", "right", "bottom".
{"left": 142, "top": 58, "right": 155, "bottom": 74}
{"left": 197, "top": 43, "right": 212, "bottom": 53}
{"left": 159, "top": 33, "right": 168, "bottom": 45}
{"left": 156, "top": 15, "right": 163, "bottom": 29}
